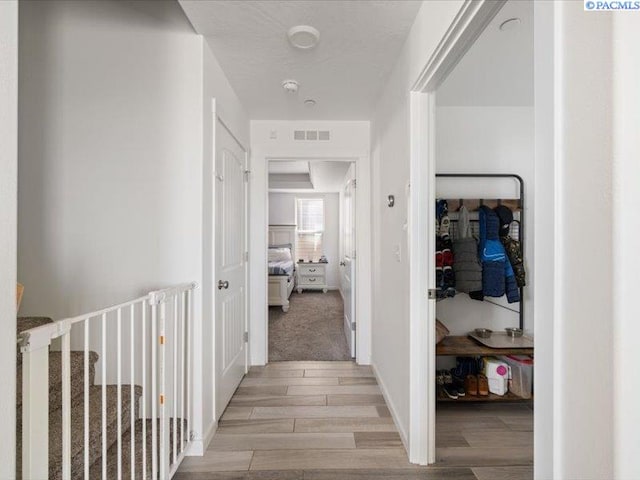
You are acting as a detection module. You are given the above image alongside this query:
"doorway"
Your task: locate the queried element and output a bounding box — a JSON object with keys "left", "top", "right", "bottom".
{"left": 408, "top": 0, "right": 552, "bottom": 471}
{"left": 266, "top": 159, "right": 356, "bottom": 361}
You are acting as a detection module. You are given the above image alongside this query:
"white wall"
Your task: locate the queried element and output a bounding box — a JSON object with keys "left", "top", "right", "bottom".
{"left": 612, "top": 12, "right": 640, "bottom": 480}
{"left": 370, "top": 0, "right": 464, "bottom": 443}
{"left": 17, "top": 0, "right": 248, "bottom": 454}
{"left": 269, "top": 192, "right": 340, "bottom": 288}
{"left": 554, "top": 2, "right": 613, "bottom": 478}
{"left": 0, "top": 1, "right": 18, "bottom": 477}
{"left": 250, "top": 121, "right": 370, "bottom": 366}
{"left": 435, "top": 106, "right": 535, "bottom": 336}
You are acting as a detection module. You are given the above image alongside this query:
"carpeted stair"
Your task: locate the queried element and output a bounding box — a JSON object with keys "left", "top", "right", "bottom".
{"left": 16, "top": 317, "right": 168, "bottom": 480}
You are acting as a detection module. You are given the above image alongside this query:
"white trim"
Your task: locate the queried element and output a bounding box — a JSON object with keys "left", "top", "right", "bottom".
{"left": 371, "top": 362, "right": 408, "bottom": 451}
{"left": 408, "top": 0, "right": 507, "bottom": 465}
{"left": 408, "top": 91, "right": 435, "bottom": 465}
{"left": 186, "top": 419, "right": 217, "bottom": 456}
{"left": 251, "top": 151, "right": 372, "bottom": 366}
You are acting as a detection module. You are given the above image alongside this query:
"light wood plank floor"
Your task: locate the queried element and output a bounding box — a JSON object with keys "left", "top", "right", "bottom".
{"left": 176, "top": 361, "right": 532, "bottom": 480}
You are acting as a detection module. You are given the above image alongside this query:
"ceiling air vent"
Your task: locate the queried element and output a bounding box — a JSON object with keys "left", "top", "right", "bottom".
{"left": 293, "top": 130, "right": 331, "bottom": 141}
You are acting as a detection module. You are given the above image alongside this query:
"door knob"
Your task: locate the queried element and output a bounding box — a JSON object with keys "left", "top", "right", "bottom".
{"left": 218, "top": 280, "right": 229, "bottom": 290}
{"left": 340, "top": 261, "right": 346, "bottom": 266}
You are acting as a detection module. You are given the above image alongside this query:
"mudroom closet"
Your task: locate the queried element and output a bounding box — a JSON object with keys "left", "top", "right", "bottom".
{"left": 432, "top": 0, "right": 535, "bottom": 468}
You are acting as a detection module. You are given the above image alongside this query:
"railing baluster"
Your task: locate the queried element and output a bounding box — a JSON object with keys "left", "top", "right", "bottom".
{"left": 186, "top": 288, "right": 192, "bottom": 447}
{"left": 117, "top": 307, "right": 122, "bottom": 480}
{"left": 130, "top": 304, "right": 136, "bottom": 480}
{"left": 62, "top": 327, "right": 71, "bottom": 480}
{"left": 151, "top": 300, "right": 158, "bottom": 480}
{"left": 180, "top": 291, "right": 186, "bottom": 452}
{"left": 159, "top": 300, "right": 169, "bottom": 479}
{"left": 102, "top": 312, "right": 107, "bottom": 480}
{"left": 142, "top": 299, "right": 147, "bottom": 480}
{"left": 173, "top": 295, "right": 178, "bottom": 464}
{"left": 84, "top": 318, "right": 90, "bottom": 480}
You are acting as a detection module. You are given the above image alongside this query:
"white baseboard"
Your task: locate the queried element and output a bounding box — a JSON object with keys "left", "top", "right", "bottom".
{"left": 371, "top": 362, "right": 409, "bottom": 453}
{"left": 185, "top": 419, "right": 217, "bottom": 456}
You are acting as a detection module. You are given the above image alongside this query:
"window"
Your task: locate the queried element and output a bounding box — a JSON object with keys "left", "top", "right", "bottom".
{"left": 296, "top": 198, "right": 324, "bottom": 261}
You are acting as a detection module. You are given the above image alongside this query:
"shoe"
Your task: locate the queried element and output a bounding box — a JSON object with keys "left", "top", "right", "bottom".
{"left": 464, "top": 374, "right": 478, "bottom": 396}
{"left": 451, "top": 373, "right": 466, "bottom": 397}
{"left": 442, "top": 248, "right": 453, "bottom": 267}
{"left": 436, "top": 199, "right": 449, "bottom": 220}
{"left": 443, "top": 383, "right": 458, "bottom": 400}
{"left": 440, "top": 215, "right": 451, "bottom": 238}
{"left": 477, "top": 374, "right": 489, "bottom": 396}
{"left": 436, "top": 370, "right": 444, "bottom": 386}
{"left": 443, "top": 266, "right": 455, "bottom": 287}
{"left": 442, "top": 371, "right": 453, "bottom": 385}
{"left": 436, "top": 267, "right": 443, "bottom": 288}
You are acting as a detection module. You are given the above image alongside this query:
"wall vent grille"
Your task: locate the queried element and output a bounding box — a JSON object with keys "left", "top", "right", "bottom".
{"left": 293, "top": 130, "right": 331, "bottom": 141}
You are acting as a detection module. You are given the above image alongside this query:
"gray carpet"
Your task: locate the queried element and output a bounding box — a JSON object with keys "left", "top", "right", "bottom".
{"left": 269, "top": 291, "right": 351, "bottom": 362}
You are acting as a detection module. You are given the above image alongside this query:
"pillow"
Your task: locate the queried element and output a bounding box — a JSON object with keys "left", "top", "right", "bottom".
{"left": 268, "top": 247, "right": 292, "bottom": 262}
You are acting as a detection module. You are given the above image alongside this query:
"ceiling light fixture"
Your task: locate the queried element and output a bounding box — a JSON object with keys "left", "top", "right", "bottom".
{"left": 499, "top": 18, "right": 522, "bottom": 31}
{"left": 304, "top": 99, "right": 316, "bottom": 107}
{"left": 288, "top": 25, "right": 320, "bottom": 50}
{"left": 282, "top": 79, "right": 299, "bottom": 93}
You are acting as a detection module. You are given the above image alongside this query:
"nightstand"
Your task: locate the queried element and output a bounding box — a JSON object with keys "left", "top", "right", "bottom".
{"left": 296, "top": 262, "right": 328, "bottom": 293}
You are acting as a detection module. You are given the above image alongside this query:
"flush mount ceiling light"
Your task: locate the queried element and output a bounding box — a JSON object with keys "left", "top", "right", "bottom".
{"left": 304, "top": 99, "right": 316, "bottom": 107}
{"left": 282, "top": 79, "right": 299, "bottom": 93}
{"left": 288, "top": 25, "right": 320, "bottom": 50}
{"left": 499, "top": 18, "right": 522, "bottom": 31}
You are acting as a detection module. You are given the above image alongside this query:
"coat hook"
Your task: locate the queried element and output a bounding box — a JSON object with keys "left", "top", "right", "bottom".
{"left": 387, "top": 195, "right": 395, "bottom": 207}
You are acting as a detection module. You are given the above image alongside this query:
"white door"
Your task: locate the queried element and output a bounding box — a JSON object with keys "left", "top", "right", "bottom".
{"left": 215, "top": 118, "right": 247, "bottom": 419}
{"left": 341, "top": 173, "right": 356, "bottom": 358}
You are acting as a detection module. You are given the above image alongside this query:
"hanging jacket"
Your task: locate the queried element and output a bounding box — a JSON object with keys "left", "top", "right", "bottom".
{"left": 452, "top": 206, "right": 482, "bottom": 294}
{"left": 494, "top": 205, "right": 526, "bottom": 288}
{"left": 503, "top": 237, "right": 526, "bottom": 287}
{"left": 478, "top": 206, "right": 520, "bottom": 303}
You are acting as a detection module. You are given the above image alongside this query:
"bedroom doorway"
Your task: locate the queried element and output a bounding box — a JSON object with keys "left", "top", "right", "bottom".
{"left": 267, "top": 159, "right": 356, "bottom": 362}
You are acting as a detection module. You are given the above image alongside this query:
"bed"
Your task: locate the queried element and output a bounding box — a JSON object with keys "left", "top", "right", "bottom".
{"left": 268, "top": 225, "right": 297, "bottom": 312}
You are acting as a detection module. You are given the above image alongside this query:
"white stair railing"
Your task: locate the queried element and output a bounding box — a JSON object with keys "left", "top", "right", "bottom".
{"left": 18, "top": 282, "right": 196, "bottom": 480}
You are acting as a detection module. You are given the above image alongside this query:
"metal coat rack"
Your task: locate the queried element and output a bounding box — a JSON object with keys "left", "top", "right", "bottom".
{"left": 436, "top": 173, "right": 525, "bottom": 330}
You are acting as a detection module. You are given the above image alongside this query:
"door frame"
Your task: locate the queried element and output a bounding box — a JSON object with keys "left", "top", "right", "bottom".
{"left": 258, "top": 154, "right": 371, "bottom": 365}
{"left": 408, "top": 0, "right": 510, "bottom": 465}
{"left": 211, "top": 100, "right": 249, "bottom": 422}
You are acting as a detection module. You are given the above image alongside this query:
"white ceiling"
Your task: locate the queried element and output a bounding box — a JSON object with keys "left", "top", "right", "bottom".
{"left": 437, "top": 0, "right": 534, "bottom": 107}
{"left": 269, "top": 160, "right": 351, "bottom": 192}
{"left": 179, "top": 0, "right": 422, "bottom": 120}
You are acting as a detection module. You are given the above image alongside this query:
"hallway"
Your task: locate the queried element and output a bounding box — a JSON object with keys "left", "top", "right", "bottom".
{"left": 176, "top": 362, "right": 532, "bottom": 479}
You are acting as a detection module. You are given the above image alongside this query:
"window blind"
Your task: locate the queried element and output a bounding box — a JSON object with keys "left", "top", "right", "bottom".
{"left": 296, "top": 198, "right": 324, "bottom": 261}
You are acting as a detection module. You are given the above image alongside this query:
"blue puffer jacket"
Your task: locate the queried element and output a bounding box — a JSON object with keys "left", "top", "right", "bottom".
{"left": 478, "top": 206, "right": 520, "bottom": 303}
